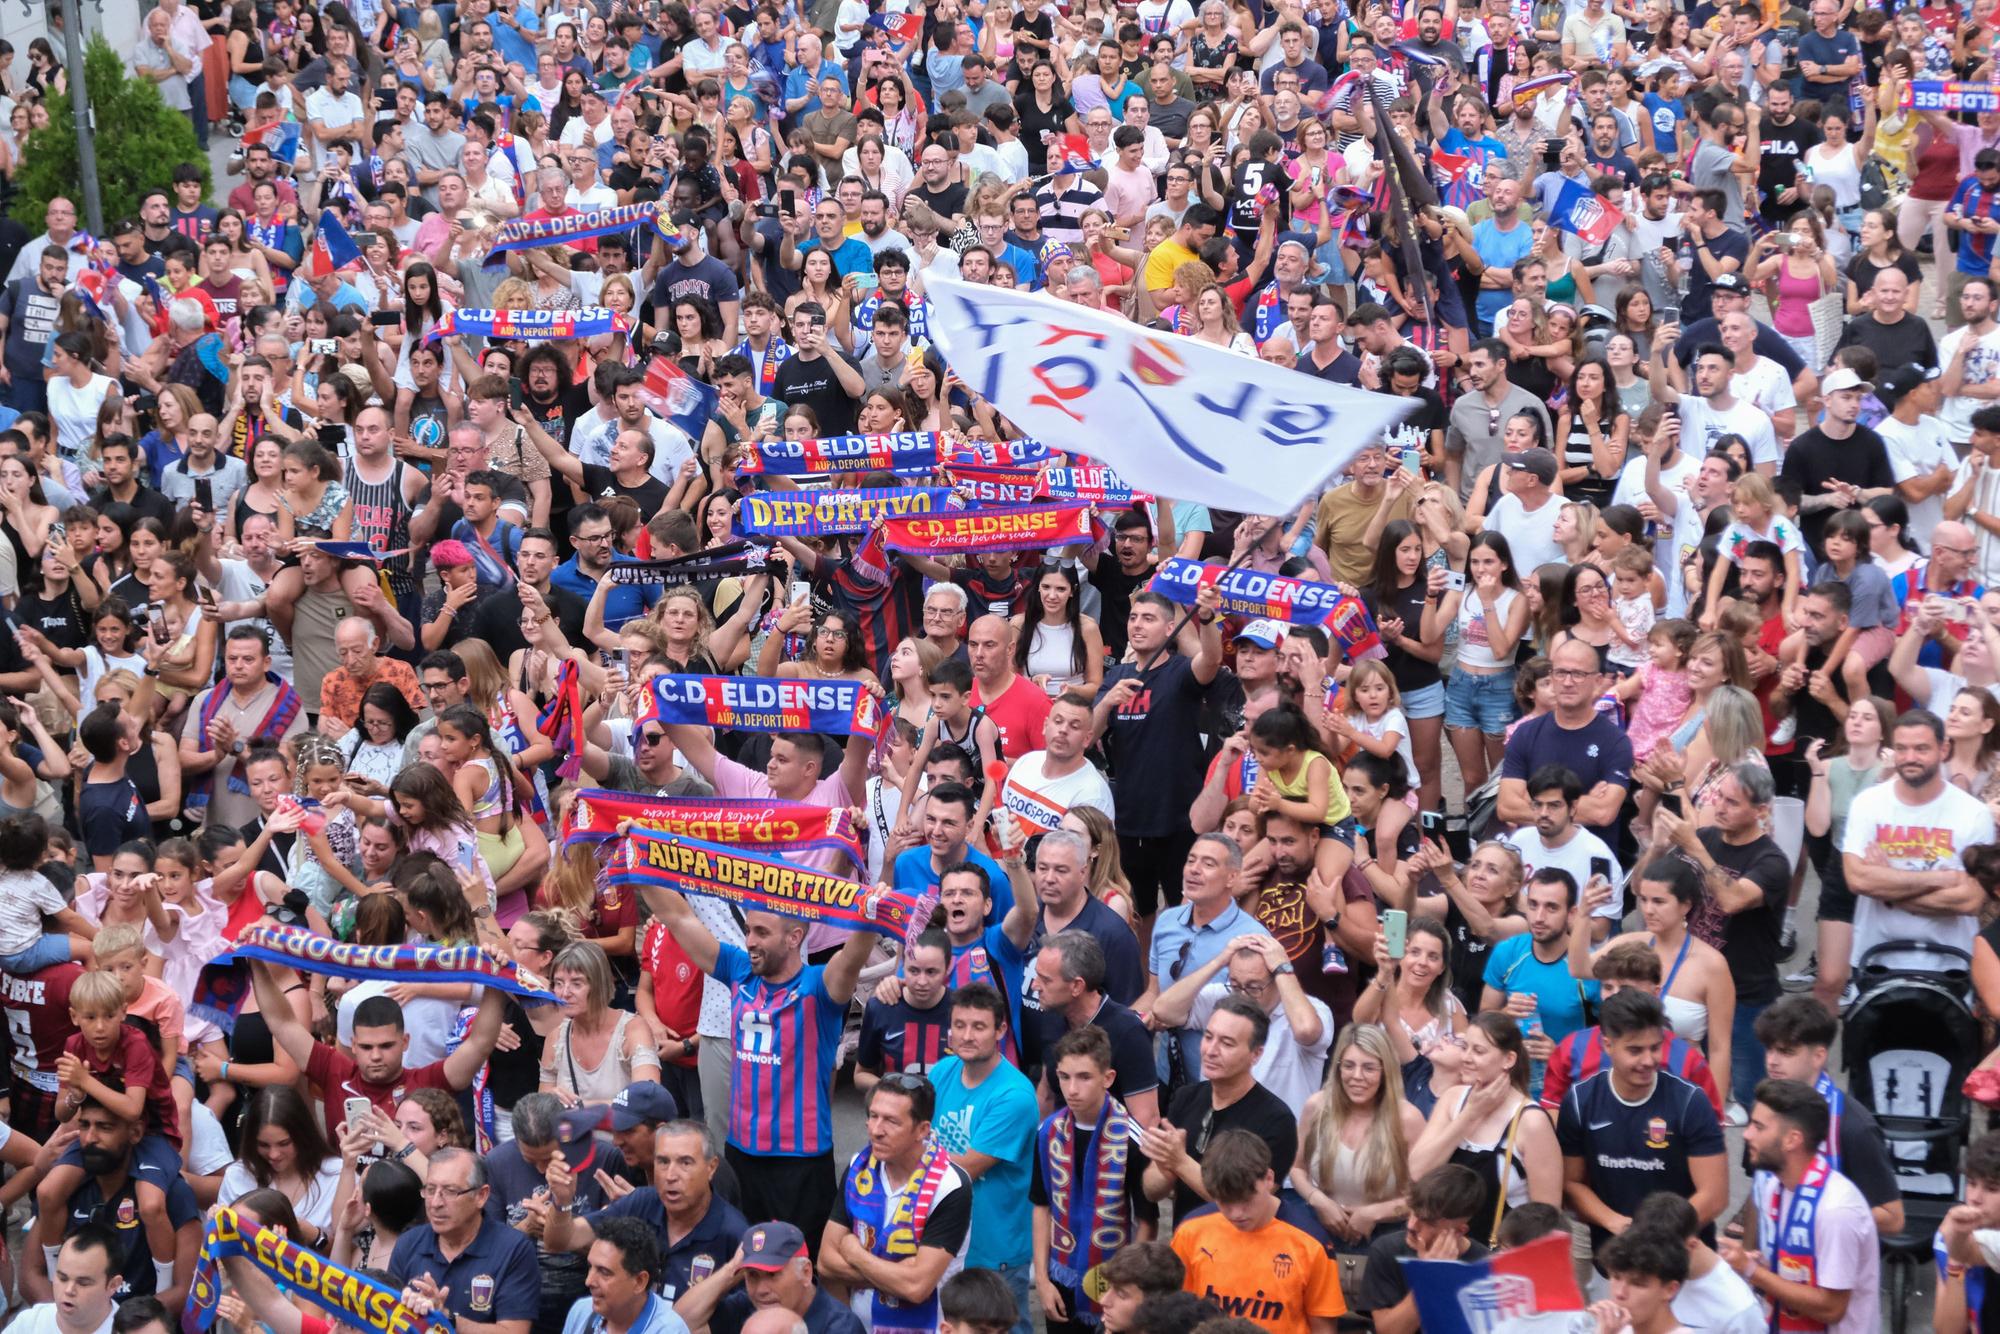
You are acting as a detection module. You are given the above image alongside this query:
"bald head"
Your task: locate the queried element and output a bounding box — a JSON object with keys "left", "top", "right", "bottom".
{"left": 741, "top": 1312, "right": 807, "bottom": 1334}
{"left": 965, "top": 614, "right": 1013, "bottom": 685}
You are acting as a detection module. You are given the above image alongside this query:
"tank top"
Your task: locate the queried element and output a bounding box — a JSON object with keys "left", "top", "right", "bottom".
{"left": 1804, "top": 143, "right": 1863, "bottom": 208}
{"left": 1771, "top": 258, "right": 1823, "bottom": 337}
{"left": 1561, "top": 410, "right": 1616, "bottom": 509}
{"left": 1454, "top": 587, "right": 1522, "bottom": 670}
{"left": 345, "top": 459, "right": 417, "bottom": 599}
{"left": 1024, "top": 621, "right": 1079, "bottom": 686}
{"left": 238, "top": 32, "right": 266, "bottom": 87}
{"left": 1446, "top": 1087, "right": 1535, "bottom": 1246}
{"left": 548, "top": 1009, "right": 652, "bottom": 1103}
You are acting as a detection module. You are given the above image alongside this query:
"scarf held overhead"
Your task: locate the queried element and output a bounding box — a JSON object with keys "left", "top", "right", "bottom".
{"left": 648, "top": 674, "right": 890, "bottom": 741}
{"left": 606, "top": 828, "right": 933, "bottom": 936}
{"left": 737, "top": 431, "right": 943, "bottom": 477}
{"left": 183, "top": 1206, "right": 453, "bottom": 1334}
{"left": 732, "top": 487, "right": 961, "bottom": 538}
{"left": 216, "top": 922, "right": 558, "bottom": 1001}
{"left": 484, "top": 200, "right": 670, "bottom": 260}
{"left": 602, "top": 540, "right": 770, "bottom": 586}
{"left": 428, "top": 307, "right": 631, "bottom": 343}
{"left": 565, "top": 788, "right": 866, "bottom": 863}
{"left": 881, "top": 502, "right": 1093, "bottom": 556}
{"left": 1148, "top": 558, "right": 1348, "bottom": 626}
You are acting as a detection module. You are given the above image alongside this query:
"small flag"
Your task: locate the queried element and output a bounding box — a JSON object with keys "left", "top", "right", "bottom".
{"left": 242, "top": 118, "right": 302, "bottom": 166}
{"left": 311, "top": 209, "right": 364, "bottom": 276}
{"left": 1050, "top": 133, "right": 1095, "bottom": 172}
{"left": 75, "top": 266, "right": 113, "bottom": 321}
{"left": 1548, "top": 178, "right": 1622, "bottom": 245}
{"left": 867, "top": 11, "right": 923, "bottom": 43}
{"left": 640, "top": 356, "right": 721, "bottom": 442}
{"left": 1398, "top": 1234, "right": 1586, "bottom": 1334}
{"left": 1432, "top": 146, "right": 1488, "bottom": 211}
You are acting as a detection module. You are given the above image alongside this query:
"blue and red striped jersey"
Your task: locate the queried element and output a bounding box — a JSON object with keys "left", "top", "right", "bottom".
{"left": 1540, "top": 1026, "right": 1723, "bottom": 1115}
{"left": 1951, "top": 175, "right": 2000, "bottom": 275}
{"left": 716, "top": 943, "right": 848, "bottom": 1158}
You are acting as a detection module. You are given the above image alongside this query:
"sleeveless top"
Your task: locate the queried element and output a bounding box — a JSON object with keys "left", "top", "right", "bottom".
{"left": 547, "top": 1009, "right": 655, "bottom": 1103}
{"left": 1560, "top": 410, "right": 1617, "bottom": 509}
{"left": 345, "top": 459, "right": 417, "bottom": 599}
{"left": 238, "top": 32, "right": 266, "bottom": 87}
{"left": 1024, "top": 621, "right": 1080, "bottom": 686}
{"left": 468, "top": 755, "right": 505, "bottom": 823}
{"left": 1804, "top": 143, "right": 1863, "bottom": 208}
{"left": 1447, "top": 1086, "right": 1536, "bottom": 1247}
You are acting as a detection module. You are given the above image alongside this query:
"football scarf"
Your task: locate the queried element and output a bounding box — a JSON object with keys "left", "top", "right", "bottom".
{"left": 1042, "top": 1098, "right": 1134, "bottom": 1326}
{"left": 1036, "top": 464, "right": 1151, "bottom": 507}
{"left": 737, "top": 431, "right": 943, "bottom": 477}
{"left": 733, "top": 487, "right": 960, "bottom": 538}
{"left": 602, "top": 541, "right": 770, "bottom": 586}
{"left": 185, "top": 1206, "right": 452, "bottom": 1334}
{"left": 189, "top": 673, "right": 304, "bottom": 810}
{"left": 428, "top": 307, "right": 630, "bottom": 342}
{"left": 606, "top": 828, "right": 931, "bottom": 936}
{"left": 1148, "top": 558, "right": 1348, "bottom": 626}
{"left": 217, "top": 921, "right": 558, "bottom": 1001}
{"left": 881, "top": 503, "right": 1093, "bottom": 556}
{"left": 843, "top": 1138, "right": 956, "bottom": 1334}
{"left": 947, "top": 465, "right": 1043, "bottom": 506}
{"left": 485, "top": 201, "right": 664, "bottom": 261}
{"left": 1761, "top": 1152, "right": 1835, "bottom": 1333}
{"left": 1815, "top": 1070, "right": 1844, "bottom": 1174}
{"left": 647, "top": 673, "right": 890, "bottom": 741}
{"left": 536, "top": 659, "right": 584, "bottom": 782}
{"left": 564, "top": 789, "right": 866, "bottom": 864}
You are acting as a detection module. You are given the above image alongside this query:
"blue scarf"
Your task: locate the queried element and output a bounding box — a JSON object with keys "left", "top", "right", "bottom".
{"left": 1040, "top": 1099, "right": 1133, "bottom": 1325}
{"left": 1760, "top": 1152, "right": 1834, "bottom": 1333}
{"left": 1815, "top": 1070, "right": 1843, "bottom": 1174}
{"left": 735, "top": 336, "right": 792, "bottom": 395}
{"left": 843, "top": 1140, "right": 954, "bottom": 1334}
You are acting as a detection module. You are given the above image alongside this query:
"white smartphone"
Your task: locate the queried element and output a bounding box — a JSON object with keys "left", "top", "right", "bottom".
{"left": 1444, "top": 570, "right": 1467, "bottom": 592}
{"left": 343, "top": 1096, "right": 373, "bottom": 1134}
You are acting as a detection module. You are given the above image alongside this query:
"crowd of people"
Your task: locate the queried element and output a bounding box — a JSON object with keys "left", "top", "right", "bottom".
{"left": 4, "top": 0, "right": 2000, "bottom": 1330}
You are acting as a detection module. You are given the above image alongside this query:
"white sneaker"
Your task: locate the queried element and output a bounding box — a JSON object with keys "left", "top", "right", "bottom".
{"left": 1725, "top": 1101, "right": 1749, "bottom": 1127}
{"left": 1769, "top": 714, "right": 1797, "bottom": 747}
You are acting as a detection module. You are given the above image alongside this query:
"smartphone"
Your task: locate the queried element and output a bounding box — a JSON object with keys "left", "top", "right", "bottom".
{"left": 343, "top": 1095, "right": 373, "bottom": 1134}
{"left": 509, "top": 378, "right": 525, "bottom": 414}
{"left": 49, "top": 521, "right": 64, "bottom": 545}
{"left": 317, "top": 423, "right": 345, "bottom": 449}
{"left": 195, "top": 478, "right": 213, "bottom": 512}
{"left": 1400, "top": 446, "right": 1422, "bottom": 476}
{"left": 1659, "top": 305, "right": 1681, "bottom": 326}
{"left": 1588, "top": 856, "right": 1612, "bottom": 887}
{"left": 1443, "top": 569, "right": 1466, "bottom": 592}
{"left": 756, "top": 202, "right": 780, "bottom": 218}
{"left": 791, "top": 578, "right": 812, "bottom": 607}
{"left": 148, "top": 605, "right": 169, "bottom": 644}
{"left": 620, "top": 647, "right": 633, "bottom": 680}
{"left": 369, "top": 309, "right": 402, "bottom": 328}
{"left": 781, "top": 187, "right": 798, "bottom": 215}
{"left": 1660, "top": 791, "right": 1685, "bottom": 818}
{"left": 1420, "top": 810, "right": 1445, "bottom": 835}
{"left": 309, "top": 338, "right": 337, "bottom": 355}
{"left": 1382, "top": 908, "right": 1408, "bottom": 960}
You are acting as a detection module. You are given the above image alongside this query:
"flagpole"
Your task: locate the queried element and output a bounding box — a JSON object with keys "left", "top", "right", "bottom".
{"left": 1371, "top": 83, "right": 1435, "bottom": 333}
{"left": 58, "top": 0, "right": 104, "bottom": 237}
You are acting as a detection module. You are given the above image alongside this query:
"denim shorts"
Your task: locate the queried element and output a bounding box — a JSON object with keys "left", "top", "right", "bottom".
{"left": 1402, "top": 679, "right": 1446, "bottom": 721}
{"left": 0, "top": 933, "right": 72, "bottom": 974}
{"left": 1444, "top": 668, "right": 1517, "bottom": 735}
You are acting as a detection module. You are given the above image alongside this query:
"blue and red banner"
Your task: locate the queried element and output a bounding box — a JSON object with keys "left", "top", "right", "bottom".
{"left": 737, "top": 431, "right": 943, "bottom": 477}
{"left": 428, "top": 307, "right": 630, "bottom": 343}
{"left": 732, "top": 486, "right": 960, "bottom": 537}
{"left": 648, "top": 674, "right": 890, "bottom": 741}
{"left": 215, "top": 921, "right": 558, "bottom": 1000}
{"left": 241, "top": 118, "right": 301, "bottom": 165}
{"left": 1148, "top": 557, "right": 1348, "bottom": 626}
{"left": 486, "top": 201, "right": 663, "bottom": 259}
{"left": 1037, "top": 463, "right": 1152, "bottom": 506}
{"left": 939, "top": 436, "right": 1063, "bottom": 469}
{"left": 1550, "top": 179, "right": 1623, "bottom": 245}
{"left": 184, "top": 1206, "right": 451, "bottom": 1334}
{"left": 948, "top": 465, "right": 1043, "bottom": 506}
{"left": 1398, "top": 1234, "right": 1584, "bottom": 1334}
{"left": 566, "top": 789, "right": 866, "bottom": 863}
{"left": 866, "top": 10, "right": 923, "bottom": 42}
{"left": 1904, "top": 79, "right": 2000, "bottom": 113}
{"left": 881, "top": 503, "right": 1094, "bottom": 556}
{"left": 310, "top": 209, "right": 362, "bottom": 274}
{"left": 607, "top": 828, "right": 930, "bottom": 935}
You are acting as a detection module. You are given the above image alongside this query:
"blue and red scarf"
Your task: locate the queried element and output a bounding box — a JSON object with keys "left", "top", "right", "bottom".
{"left": 734, "top": 335, "right": 792, "bottom": 395}
{"left": 844, "top": 1139, "right": 955, "bottom": 1334}
{"left": 1041, "top": 1098, "right": 1134, "bottom": 1325}
{"left": 1761, "top": 1152, "right": 1835, "bottom": 1333}
{"left": 189, "top": 673, "right": 303, "bottom": 810}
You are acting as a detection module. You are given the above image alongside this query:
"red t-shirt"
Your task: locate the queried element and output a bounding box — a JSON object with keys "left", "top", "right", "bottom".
{"left": 304, "top": 1042, "right": 454, "bottom": 1135}
{"left": 68, "top": 1023, "right": 179, "bottom": 1146}
{"left": 640, "top": 922, "right": 702, "bottom": 1068}
{"left": 1755, "top": 611, "right": 1793, "bottom": 759}
{"left": 1, "top": 961, "right": 81, "bottom": 1094}
{"left": 971, "top": 674, "right": 1051, "bottom": 759}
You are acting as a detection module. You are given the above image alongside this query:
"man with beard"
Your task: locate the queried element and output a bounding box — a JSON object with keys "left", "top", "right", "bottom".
{"left": 1783, "top": 369, "right": 1897, "bottom": 559}
{"left": 1653, "top": 764, "right": 1796, "bottom": 1122}
{"left": 1721, "top": 1080, "right": 1878, "bottom": 1331}
{"left": 672, "top": 1222, "right": 863, "bottom": 1334}
{"left": 544, "top": 1120, "right": 747, "bottom": 1302}
{"left": 1445, "top": 338, "right": 1551, "bottom": 496}
{"left": 1773, "top": 583, "right": 1885, "bottom": 754}
{"left": 856, "top": 931, "right": 955, "bottom": 1090}
{"left": 1139, "top": 998, "right": 1298, "bottom": 1220}
{"left": 633, "top": 882, "right": 876, "bottom": 1257}
{"left": 1254, "top": 813, "right": 1378, "bottom": 1025}
{"left": 1653, "top": 332, "right": 1779, "bottom": 473}
{"left": 1480, "top": 870, "right": 1595, "bottom": 1093}
{"left": 1502, "top": 765, "right": 1623, "bottom": 943}
{"left": 19, "top": 1101, "right": 200, "bottom": 1309}
{"left": 1081, "top": 511, "right": 1159, "bottom": 661}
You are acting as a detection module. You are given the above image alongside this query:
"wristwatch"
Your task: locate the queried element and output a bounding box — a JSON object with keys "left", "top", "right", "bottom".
{"left": 394, "top": 1143, "right": 419, "bottom": 1162}
{"left": 681, "top": 1037, "right": 697, "bottom": 1057}
{"left": 1273, "top": 960, "right": 1295, "bottom": 976}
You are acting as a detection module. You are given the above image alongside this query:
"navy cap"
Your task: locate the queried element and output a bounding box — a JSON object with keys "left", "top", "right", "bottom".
{"left": 607, "top": 1081, "right": 681, "bottom": 1132}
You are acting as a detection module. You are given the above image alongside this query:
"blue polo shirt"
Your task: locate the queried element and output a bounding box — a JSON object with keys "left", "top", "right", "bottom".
{"left": 553, "top": 553, "right": 659, "bottom": 631}
{"left": 561, "top": 1291, "right": 691, "bottom": 1334}
{"left": 893, "top": 845, "right": 1013, "bottom": 924}
{"left": 388, "top": 1217, "right": 542, "bottom": 1327}
{"left": 583, "top": 1189, "right": 747, "bottom": 1301}
{"left": 1148, "top": 900, "right": 1276, "bottom": 1070}
{"left": 782, "top": 61, "right": 848, "bottom": 118}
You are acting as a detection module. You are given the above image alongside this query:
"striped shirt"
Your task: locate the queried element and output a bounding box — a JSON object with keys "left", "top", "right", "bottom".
{"left": 715, "top": 943, "right": 847, "bottom": 1158}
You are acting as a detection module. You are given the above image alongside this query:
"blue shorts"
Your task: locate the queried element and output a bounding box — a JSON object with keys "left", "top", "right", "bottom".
{"left": 1402, "top": 679, "right": 1446, "bottom": 721}
{"left": 58, "top": 1131, "right": 181, "bottom": 1184}
{"left": 0, "top": 934, "right": 72, "bottom": 973}
{"left": 1445, "top": 668, "right": 1517, "bottom": 735}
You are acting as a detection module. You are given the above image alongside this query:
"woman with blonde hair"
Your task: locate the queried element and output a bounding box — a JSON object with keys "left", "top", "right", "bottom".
{"left": 538, "top": 940, "right": 662, "bottom": 1109}
{"left": 1059, "top": 805, "right": 1134, "bottom": 922}
{"left": 1157, "top": 259, "right": 1218, "bottom": 333}
{"left": 537, "top": 792, "right": 638, "bottom": 967}
{"left": 1679, "top": 684, "right": 1771, "bottom": 828}
{"left": 1293, "top": 1024, "right": 1427, "bottom": 1265}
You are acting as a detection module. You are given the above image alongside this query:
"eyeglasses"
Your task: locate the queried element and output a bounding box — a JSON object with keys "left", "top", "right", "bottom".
{"left": 1549, "top": 668, "right": 1600, "bottom": 681}
{"left": 818, "top": 626, "right": 849, "bottom": 638}
{"left": 577, "top": 530, "right": 614, "bottom": 544}
{"left": 421, "top": 1184, "right": 479, "bottom": 1200}
{"left": 878, "top": 1071, "right": 927, "bottom": 1093}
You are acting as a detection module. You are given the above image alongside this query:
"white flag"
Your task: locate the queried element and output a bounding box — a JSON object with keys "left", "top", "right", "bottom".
{"left": 925, "top": 275, "right": 1418, "bottom": 515}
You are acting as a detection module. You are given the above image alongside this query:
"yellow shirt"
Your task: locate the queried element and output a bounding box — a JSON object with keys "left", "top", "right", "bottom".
{"left": 1142, "top": 238, "right": 1198, "bottom": 294}
{"left": 1271, "top": 750, "right": 1352, "bottom": 827}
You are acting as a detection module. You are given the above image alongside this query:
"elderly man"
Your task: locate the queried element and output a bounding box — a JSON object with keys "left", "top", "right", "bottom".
{"left": 1312, "top": 446, "right": 1413, "bottom": 585}
{"left": 1139, "top": 834, "right": 1276, "bottom": 1077}
{"left": 674, "top": 1221, "right": 863, "bottom": 1334}
{"left": 546, "top": 1120, "right": 746, "bottom": 1304}
{"left": 1652, "top": 762, "right": 1802, "bottom": 1123}
{"left": 6, "top": 199, "right": 85, "bottom": 287}
{"left": 318, "top": 617, "right": 423, "bottom": 735}
{"left": 390, "top": 1148, "right": 541, "bottom": 1334}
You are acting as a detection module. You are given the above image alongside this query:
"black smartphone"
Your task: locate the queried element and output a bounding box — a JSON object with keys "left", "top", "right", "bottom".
{"left": 369, "top": 310, "right": 402, "bottom": 328}
{"left": 756, "top": 202, "right": 779, "bottom": 218}
{"left": 1419, "top": 810, "right": 1445, "bottom": 835}
{"left": 780, "top": 187, "right": 798, "bottom": 215}
{"left": 509, "top": 378, "right": 525, "bottom": 413}
{"left": 195, "top": 477, "right": 213, "bottom": 511}
{"left": 1660, "top": 793, "right": 1685, "bottom": 818}
{"left": 316, "top": 423, "right": 344, "bottom": 448}
{"left": 1588, "top": 856, "right": 1612, "bottom": 883}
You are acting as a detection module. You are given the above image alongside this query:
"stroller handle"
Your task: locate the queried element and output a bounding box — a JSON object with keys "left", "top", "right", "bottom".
{"left": 1855, "top": 939, "right": 1974, "bottom": 975}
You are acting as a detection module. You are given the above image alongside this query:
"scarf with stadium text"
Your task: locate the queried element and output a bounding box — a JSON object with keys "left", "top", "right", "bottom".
{"left": 732, "top": 487, "right": 960, "bottom": 538}
{"left": 602, "top": 541, "right": 770, "bottom": 586}
{"left": 881, "top": 503, "right": 1093, "bottom": 556}
{"left": 1036, "top": 464, "right": 1152, "bottom": 507}
{"left": 947, "top": 465, "right": 1043, "bottom": 506}
{"left": 843, "top": 1138, "right": 955, "bottom": 1334}
{"left": 189, "top": 672, "right": 303, "bottom": 811}
{"left": 938, "top": 437, "right": 1062, "bottom": 468}
{"left": 564, "top": 789, "right": 866, "bottom": 864}
{"left": 1761, "top": 1152, "right": 1835, "bottom": 1333}
{"left": 736, "top": 432, "right": 943, "bottom": 477}
{"left": 184, "top": 1206, "right": 454, "bottom": 1334}
{"left": 216, "top": 922, "right": 558, "bottom": 1000}
{"left": 605, "top": 828, "right": 931, "bottom": 936}
{"left": 1042, "top": 1097, "right": 1134, "bottom": 1326}
{"left": 483, "top": 201, "right": 671, "bottom": 261}
{"left": 647, "top": 674, "right": 890, "bottom": 741}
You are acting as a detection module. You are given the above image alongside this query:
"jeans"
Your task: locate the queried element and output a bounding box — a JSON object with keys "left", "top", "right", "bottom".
{"left": 188, "top": 69, "right": 210, "bottom": 148}
{"left": 0, "top": 932, "right": 72, "bottom": 973}
{"left": 1731, "top": 998, "right": 1772, "bottom": 1109}
{"left": 997, "top": 1261, "right": 1033, "bottom": 1334}
{"left": 228, "top": 74, "right": 261, "bottom": 110}
{"left": 395, "top": 3, "right": 458, "bottom": 32}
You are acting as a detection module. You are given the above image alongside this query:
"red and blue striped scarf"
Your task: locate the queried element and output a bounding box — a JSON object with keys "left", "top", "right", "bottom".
{"left": 1041, "top": 1097, "right": 1134, "bottom": 1325}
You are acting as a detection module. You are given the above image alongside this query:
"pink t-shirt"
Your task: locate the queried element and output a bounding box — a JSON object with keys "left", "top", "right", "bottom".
{"left": 1102, "top": 163, "right": 1157, "bottom": 222}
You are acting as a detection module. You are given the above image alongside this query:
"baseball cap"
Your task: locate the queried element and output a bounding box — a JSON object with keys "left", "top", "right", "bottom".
{"left": 429, "top": 539, "right": 475, "bottom": 569}
{"left": 1877, "top": 363, "right": 1942, "bottom": 405}
{"left": 739, "top": 1223, "right": 808, "bottom": 1271}
{"left": 608, "top": 1081, "right": 682, "bottom": 1132}
{"left": 1821, "top": 367, "right": 1872, "bottom": 395}
{"left": 1502, "top": 447, "right": 1559, "bottom": 484}
{"left": 1709, "top": 273, "right": 1750, "bottom": 295}
{"left": 1232, "top": 619, "right": 1286, "bottom": 649}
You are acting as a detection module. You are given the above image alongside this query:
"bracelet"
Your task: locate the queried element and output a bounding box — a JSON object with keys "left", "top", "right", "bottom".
{"left": 220, "top": 1060, "right": 230, "bottom": 1081}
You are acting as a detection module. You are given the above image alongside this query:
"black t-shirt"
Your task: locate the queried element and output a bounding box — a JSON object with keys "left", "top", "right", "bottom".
{"left": 1015, "top": 94, "right": 1073, "bottom": 174}
{"left": 1035, "top": 995, "right": 1159, "bottom": 1101}
{"left": 1087, "top": 559, "right": 1154, "bottom": 659}
{"left": 952, "top": 563, "right": 1035, "bottom": 621}
{"left": 89, "top": 484, "right": 177, "bottom": 529}
{"left": 1847, "top": 252, "right": 1923, "bottom": 311}
{"left": 1834, "top": 311, "right": 1939, "bottom": 373}
{"left": 1756, "top": 117, "right": 1822, "bottom": 217}
{"left": 1500, "top": 712, "right": 1634, "bottom": 848}
{"left": 1354, "top": 1230, "right": 1490, "bottom": 1314}
{"left": 905, "top": 181, "right": 971, "bottom": 223}
{"left": 81, "top": 775, "right": 150, "bottom": 859}
{"left": 1096, "top": 652, "right": 1215, "bottom": 838}
{"left": 773, "top": 352, "right": 859, "bottom": 436}
{"left": 714, "top": 1288, "right": 864, "bottom": 1334}
{"left": 1681, "top": 227, "right": 1752, "bottom": 323}
{"left": 1162, "top": 1080, "right": 1300, "bottom": 1220}
{"left": 1366, "top": 576, "right": 1440, "bottom": 694}
{"left": 1444, "top": 896, "right": 1519, "bottom": 1015}
{"left": 855, "top": 994, "right": 952, "bottom": 1077}
{"left": 14, "top": 588, "right": 85, "bottom": 651}
{"left": 1555, "top": 1069, "right": 1726, "bottom": 1254}
{"left": 1699, "top": 827, "right": 1791, "bottom": 1004}
{"left": 469, "top": 583, "right": 590, "bottom": 665}
{"left": 1780, "top": 425, "right": 1898, "bottom": 557}
{"left": 578, "top": 463, "right": 670, "bottom": 517}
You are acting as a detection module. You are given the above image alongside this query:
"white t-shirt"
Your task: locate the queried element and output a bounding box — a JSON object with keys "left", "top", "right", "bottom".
{"left": 1940, "top": 324, "right": 2000, "bottom": 441}
{"left": 1728, "top": 357, "right": 1797, "bottom": 427}
{"left": 1675, "top": 393, "right": 1779, "bottom": 468}
{"left": 218, "top": 1155, "right": 345, "bottom": 1233}
{"left": 1350, "top": 705, "right": 1418, "bottom": 786}
{"left": 1189, "top": 981, "right": 1332, "bottom": 1117}
{"left": 1501, "top": 825, "right": 1623, "bottom": 919}
{"left": 1879, "top": 413, "right": 1959, "bottom": 547}
{"left": 5, "top": 1305, "right": 114, "bottom": 1334}
{"left": 1612, "top": 451, "right": 1702, "bottom": 616}
{"left": 0, "top": 869, "right": 68, "bottom": 955}
{"left": 1914, "top": 666, "right": 2000, "bottom": 721}
{"left": 1750, "top": 1168, "right": 1881, "bottom": 1334}
{"left": 187, "top": 1102, "right": 237, "bottom": 1176}
{"left": 999, "top": 750, "right": 1116, "bottom": 832}
{"left": 214, "top": 557, "right": 294, "bottom": 681}
{"left": 1670, "top": 1260, "right": 1767, "bottom": 1334}
{"left": 47, "top": 373, "right": 115, "bottom": 458}
{"left": 1485, "top": 491, "right": 1566, "bottom": 572}
{"left": 1841, "top": 779, "right": 1996, "bottom": 969}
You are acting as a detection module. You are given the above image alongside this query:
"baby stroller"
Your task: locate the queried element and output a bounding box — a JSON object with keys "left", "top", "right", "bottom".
{"left": 1842, "top": 940, "right": 1986, "bottom": 1334}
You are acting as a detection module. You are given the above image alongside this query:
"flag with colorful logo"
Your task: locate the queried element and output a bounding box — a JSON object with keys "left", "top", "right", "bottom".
{"left": 310, "top": 209, "right": 363, "bottom": 275}
{"left": 1397, "top": 1234, "right": 1587, "bottom": 1334}
{"left": 640, "top": 356, "right": 721, "bottom": 441}
{"left": 241, "top": 118, "right": 302, "bottom": 166}
{"left": 867, "top": 10, "right": 924, "bottom": 43}
{"left": 1548, "top": 178, "right": 1623, "bottom": 245}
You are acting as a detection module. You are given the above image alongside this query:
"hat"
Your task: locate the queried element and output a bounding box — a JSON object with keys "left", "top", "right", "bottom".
{"left": 607, "top": 1081, "right": 682, "bottom": 1132}
{"left": 556, "top": 1106, "right": 604, "bottom": 1143}
{"left": 1709, "top": 272, "right": 1750, "bottom": 295}
{"left": 429, "top": 539, "right": 475, "bottom": 569}
{"left": 312, "top": 540, "right": 384, "bottom": 564}
{"left": 1232, "top": 619, "right": 1286, "bottom": 649}
{"left": 1502, "top": 447, "right": 1559, "bottom": 484}
{"left": 739, "top": 1223, "right": 808, "bottom": 1272}
{"left": 1821, "top": 367, "right": 1873, "bottom": 395}
{"left": 1877, "top": 363, "right": 1942, "bottom": 404}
